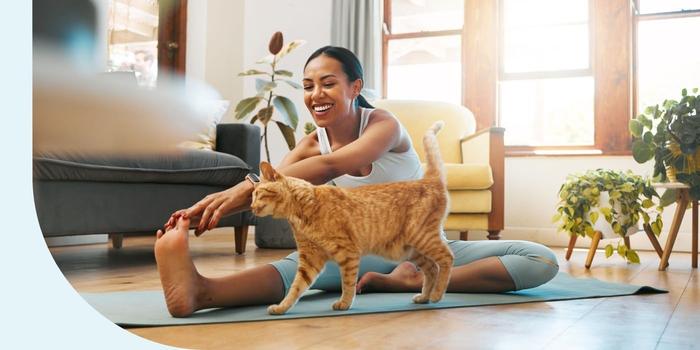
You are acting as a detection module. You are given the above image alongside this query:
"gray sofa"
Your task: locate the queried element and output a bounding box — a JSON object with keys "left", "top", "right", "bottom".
{"left": 33, "top": 123, "right": 260, "bottom": 254}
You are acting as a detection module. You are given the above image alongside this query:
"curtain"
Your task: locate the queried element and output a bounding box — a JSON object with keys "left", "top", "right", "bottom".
{"left": 331, "top": 0, "right": 382, "bottom": 98}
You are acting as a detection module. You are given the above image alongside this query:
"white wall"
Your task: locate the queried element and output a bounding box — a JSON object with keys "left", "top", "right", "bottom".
{"left": 500, "top": 156, "right": 694, "bottom": 253}
{"left": 186, "top": 0, "right": 245, "bottom": 122}
{"left": 243, "top": 0, "right": 332, "bottom": 165}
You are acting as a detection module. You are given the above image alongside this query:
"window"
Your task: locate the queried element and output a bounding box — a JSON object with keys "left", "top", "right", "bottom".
{"left": 104, "top": 0, "right": 187, "bottom": 87}
{"left": 383, "top": 0, "right": 638, "bottom": 156}
{"left": 107, "top": 0, "right": 159, "bottom": 87}
{"left": 635, "top": 1, "right": 700, "bottom": 114}
{"left": 499, "top": 0, "right": 593, "bottom": 147}
{"left": 382, "top": 0, "right": 464, "bottom": 104}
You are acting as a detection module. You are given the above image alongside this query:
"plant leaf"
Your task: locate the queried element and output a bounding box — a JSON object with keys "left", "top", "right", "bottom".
{"left": 626, "top": 249, "right": 641, "bottom": 264}
{"left": 629, "top": 119, "right": 643, "bottom": 137}
{"left": 238, "top": 69, "right": 270, "bottom": 77}
{"left": 256, "top": 79, "right": 277, "bottom": 94}
{"left": 605, "top": 244, "right": 614, "bottom": 258}
{"left": 275, "top": 121, "right": 296, "bottom": 150}
{"left": 632, "top": 140, "right": 654, "bottom": 163}
{"left": 276, "top": 40, "right": 307, "bottom": 60}
{"left": 589, "top": 211, "right": 599, "bottom": 224}
{"left": 256, "top": 106, "right": 274, "bottom": 125}
{"left": 234, "top": 97, "right": 262, "bottom": 120}
{"left": 280, "top": 79, "right": 302, "bottom": 89}
{"left": 272, "top": 96, "right": 299, "bottom": 129}
{"left": 256, "top": 54, "right": 276, "bottom": 64}
{"left": 274, "top": 70, "right": 293, "bottom": 77}
{"left": 660, "top": 188, "right": 678, "bottom": 207}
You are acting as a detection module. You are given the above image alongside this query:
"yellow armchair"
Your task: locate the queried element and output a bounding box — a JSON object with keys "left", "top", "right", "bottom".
{"left": 372, "top": 100, "right": 505, "bottom": 240}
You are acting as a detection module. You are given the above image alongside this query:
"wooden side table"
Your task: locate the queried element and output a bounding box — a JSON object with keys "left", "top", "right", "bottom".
{"left": 565, "top": 225, "right": 664, "bottom": 269}
{"left": 655, "top": 183, "right": 699, "bottom": 271}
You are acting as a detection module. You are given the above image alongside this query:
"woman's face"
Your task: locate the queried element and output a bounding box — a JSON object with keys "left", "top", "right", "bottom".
{"left": 303, "top": 55, "right": 361, "bottom": 127}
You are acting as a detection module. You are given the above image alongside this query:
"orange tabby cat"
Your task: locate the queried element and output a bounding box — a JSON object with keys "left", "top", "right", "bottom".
{"left": 251, "top": 121, "right": 453, "bottom": 315}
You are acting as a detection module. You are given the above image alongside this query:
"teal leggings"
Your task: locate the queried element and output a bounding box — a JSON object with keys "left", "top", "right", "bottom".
{"left": 269, "top": 240, "right": 559, "bottom": 294}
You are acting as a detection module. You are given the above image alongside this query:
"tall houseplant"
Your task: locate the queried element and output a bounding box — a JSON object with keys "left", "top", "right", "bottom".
{"left": 553, "top": 169, "right": 663, "bottom": 263}
{"left": 630, "top": 88, "right": 700, "bottom": 201}
{"left": 234, "top": 32, "right": 306, "bottom": 163}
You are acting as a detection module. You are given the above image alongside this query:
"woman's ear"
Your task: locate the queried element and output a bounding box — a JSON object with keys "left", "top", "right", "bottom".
{"left": 352, "top": 79, "right": 363, "bottom": 97}
{"left": 260, "top": 161, "right": 281, "bottom": 181}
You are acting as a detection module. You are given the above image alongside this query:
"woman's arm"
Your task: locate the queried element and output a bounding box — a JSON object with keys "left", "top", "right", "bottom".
{"left": 169, "top": 109, "right": 402, "bottom": 234}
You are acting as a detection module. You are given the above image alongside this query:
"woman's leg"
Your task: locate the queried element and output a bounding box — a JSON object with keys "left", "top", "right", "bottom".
{"left": 356, "top": 240, "right": 559, "bottom": 293}
{"left": 155, "top": 217, "right": 285, "bottom": 317}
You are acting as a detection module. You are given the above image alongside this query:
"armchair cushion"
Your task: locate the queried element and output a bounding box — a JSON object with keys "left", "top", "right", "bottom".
{"left": 443, "top": 163, "right": 493, "bottom": 190}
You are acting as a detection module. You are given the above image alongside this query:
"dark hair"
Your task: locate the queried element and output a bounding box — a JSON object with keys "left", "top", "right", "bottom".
{"left": 304, "top": 46, "right": 374, "bottom": 108}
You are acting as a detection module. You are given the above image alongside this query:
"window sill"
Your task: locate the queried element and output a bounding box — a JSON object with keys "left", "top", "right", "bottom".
{"left": 506, "top": 148, "right": 632, "bottom": 157}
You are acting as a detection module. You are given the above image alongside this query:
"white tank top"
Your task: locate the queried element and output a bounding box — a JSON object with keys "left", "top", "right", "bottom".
{"left": 316, "top": 107, "right": 423, "bottom": 188}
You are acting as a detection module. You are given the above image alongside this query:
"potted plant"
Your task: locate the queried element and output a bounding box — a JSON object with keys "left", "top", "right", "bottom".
{"left": 630, "top": 88, "right": 700, "bottom": 201}
{"left": 553, "top": 169, "right": 663, "bottom": 263}
{"left": 234, "top": 31, "right": 306, "bottom": 163}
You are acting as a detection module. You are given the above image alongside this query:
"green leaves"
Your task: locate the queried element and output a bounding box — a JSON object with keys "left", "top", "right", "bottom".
{"left": 276, "top": 121, "right": 296, "bottom": 150}
{"left": 274, "top": 70, "right": 293, "bottom": 77}
{"left": 554, "top": 169, "right": 664, "bottom": 264}
{"left": 605, "top": 244, "right": 614, "bottom": 258}
{"left": 629, "top": 119, "right": 643, "bottom": 137}
{"left": 238, "top": 69, "right": 270, "bottom": 77}
{"left": 632, "top": 139, "right": 654, "bottom": 163}
{"left": 272, "top": 96, "right": 299, "bottom": 130}
{"left": 256, "top": 79, "right": 277, "bottom": 94}
{"left": 234, "top": 97, "right": 262, "bottom": 120}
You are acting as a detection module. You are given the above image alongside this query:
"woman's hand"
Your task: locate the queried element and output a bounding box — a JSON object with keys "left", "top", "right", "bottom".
{"left": 163, "top": 181, "right": 254, "bottom": 236}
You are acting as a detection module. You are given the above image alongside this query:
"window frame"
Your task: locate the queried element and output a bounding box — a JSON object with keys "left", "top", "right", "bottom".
{"left": 381, "top": 0, "right": 464, "bottom": 100}
{"left": 633, "top": 1, "right": 700, "bottom": 130}
{"left": 382, "top": 0, "right": 645, "bottom": 157}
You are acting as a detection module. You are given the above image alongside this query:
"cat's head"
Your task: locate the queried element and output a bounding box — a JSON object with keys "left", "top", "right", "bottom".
{"left": 250, "top": 161, "right": 313, "bottom": 218}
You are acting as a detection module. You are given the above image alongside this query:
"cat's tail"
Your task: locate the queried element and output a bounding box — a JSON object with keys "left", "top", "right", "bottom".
{"left": 422, "top": 121, "right": 446, "bottom": 184}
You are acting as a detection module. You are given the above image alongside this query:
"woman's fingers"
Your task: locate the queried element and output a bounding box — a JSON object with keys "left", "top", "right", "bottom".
{"left": 207, "top": 199, "right": 233, "bottom": 231}
{"left": 196, "top": 196, "right": 227, "bottom": 236}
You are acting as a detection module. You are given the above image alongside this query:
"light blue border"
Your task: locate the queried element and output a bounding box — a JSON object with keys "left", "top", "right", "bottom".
{"left": 1, "top": 2, "right": 170, "bottom": 349}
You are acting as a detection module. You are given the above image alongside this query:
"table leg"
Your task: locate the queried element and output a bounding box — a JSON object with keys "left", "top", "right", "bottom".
{"left": 693, "top": 200, "right": 698, "bottom": 268}
{"left": 566, "top": 234, "right": 577, "bottom": 261}
{"left": 643, "top": 223, "right": 664, "bottom": 259}
{"left": 585, "top": 231, "right": 602, "bottom": 269}
{"left": 659, "top": 189, "right": 690, "bottom": 271}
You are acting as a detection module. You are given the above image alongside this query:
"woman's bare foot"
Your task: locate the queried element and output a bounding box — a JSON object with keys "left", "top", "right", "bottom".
{"left": 154, "top": 215, "right": 204, "bottom": 317}
{"left": 355, "top": 261, "right": 423, "bottom": 294}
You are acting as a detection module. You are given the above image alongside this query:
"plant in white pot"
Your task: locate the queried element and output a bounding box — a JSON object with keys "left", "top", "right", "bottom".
{"left": 553, "top": 169, "right": 664, "bottom": 263}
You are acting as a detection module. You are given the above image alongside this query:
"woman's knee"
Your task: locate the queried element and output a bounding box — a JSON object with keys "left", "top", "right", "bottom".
{"left": 504, "top": 241, "right": 559, "bottom": 290}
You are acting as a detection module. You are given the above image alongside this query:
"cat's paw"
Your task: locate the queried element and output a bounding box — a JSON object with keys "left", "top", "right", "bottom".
{"left": 267, "top": 304, "right": 287, "bottom": 315}
{"left": 412, "top": 293, "right": 430, "bottom": 304}
{"left": 429, "top": 291, "right": 445, "bottom": 303}
{"left": 332, "top": 300, "right": 352, "bottom": 311}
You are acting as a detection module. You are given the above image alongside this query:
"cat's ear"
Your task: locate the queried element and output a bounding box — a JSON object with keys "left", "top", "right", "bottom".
{"left": 260, "top": 161, "right": 281, "bottom": 181}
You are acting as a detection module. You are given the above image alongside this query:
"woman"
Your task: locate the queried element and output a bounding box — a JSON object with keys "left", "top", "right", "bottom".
{"left": 155, "top": 46, "right": 559, "bottom": 317}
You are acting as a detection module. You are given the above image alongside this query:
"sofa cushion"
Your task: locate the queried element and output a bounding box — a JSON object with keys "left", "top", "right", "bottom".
{"left": 33, "top": 149, "right": 250, "bottom": 187}
{"left": 448, "top": 190, "right": 492, "bottom": 213}
{"left": 422, "top": 163, "right": 493, "bottom": 190}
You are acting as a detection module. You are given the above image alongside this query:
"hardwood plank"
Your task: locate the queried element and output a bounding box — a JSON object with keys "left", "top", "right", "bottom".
{"left": 48, "top": 232, "right": 697, "bottom": 349}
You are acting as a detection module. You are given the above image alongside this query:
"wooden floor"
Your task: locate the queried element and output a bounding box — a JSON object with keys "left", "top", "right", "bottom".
{"left": 50, "top": 229, "right": 700, "bottom": 350}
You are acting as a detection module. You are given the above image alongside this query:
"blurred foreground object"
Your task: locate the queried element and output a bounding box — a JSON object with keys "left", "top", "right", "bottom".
{"left": 33, "top": 52, "right": 217, "bottom": 155}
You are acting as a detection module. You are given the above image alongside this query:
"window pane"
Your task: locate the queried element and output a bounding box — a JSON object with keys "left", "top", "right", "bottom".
{"left": 638, "top": 0, "right": 700, "bottom": 14}
{"left": 390, "top": 0, "right": 463, "bottom": 34}
{"left": 637, "top": 16, "right": 700, "bottom": 112}
{"left": 499, "top": 77, "right": 594, "bottom": 146}
{"left": 502, "top": 0, "right": 589, "bottom": 73}
{"left": 387, "top": 36, "right": 461, "bottom": 105}
{"left": 107, "top": 0, "right": 158, "bottom": 88}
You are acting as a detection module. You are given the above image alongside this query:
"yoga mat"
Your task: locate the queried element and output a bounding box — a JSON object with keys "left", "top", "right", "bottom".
{"left": 81, "top": 272, "right": 665, "bottom": 327}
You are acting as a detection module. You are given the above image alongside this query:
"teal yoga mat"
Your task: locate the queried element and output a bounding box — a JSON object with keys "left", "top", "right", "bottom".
{"left": 82, "top": 272, "right": 665, "bottom": 327}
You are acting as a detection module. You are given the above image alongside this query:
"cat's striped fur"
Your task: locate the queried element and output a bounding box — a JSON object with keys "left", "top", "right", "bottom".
{"left": 251, "top": 121, "right": 453, "bottom": 315}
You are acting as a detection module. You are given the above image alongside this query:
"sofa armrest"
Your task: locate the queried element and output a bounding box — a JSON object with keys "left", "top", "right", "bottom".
{"left": 460, "top": 127, "right": 505, "bottom": 232}
{"left": 216, "top": 123, "right": 261, "bottom": 174}
{"left": 460, "top": 127, "right": 505, "bottom": 165}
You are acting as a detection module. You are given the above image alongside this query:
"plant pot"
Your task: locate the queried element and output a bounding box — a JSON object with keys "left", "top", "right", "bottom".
{"left": 590, "top": 191, "right": 640, "bottom": 239}
{"left": 254, "top": 216, "right": 297, "bottom": 249}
